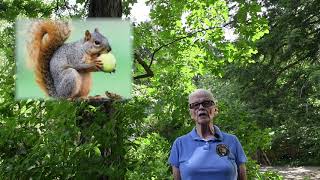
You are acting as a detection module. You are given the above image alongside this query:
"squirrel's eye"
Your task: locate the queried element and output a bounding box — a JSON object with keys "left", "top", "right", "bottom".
{"left": 94, "top": 41, "right": 101, "bottom": 45}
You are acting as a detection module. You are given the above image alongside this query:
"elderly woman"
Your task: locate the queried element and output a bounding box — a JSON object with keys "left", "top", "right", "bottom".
{"left": 168, "top": 89, "right": 247, "bottom": 180}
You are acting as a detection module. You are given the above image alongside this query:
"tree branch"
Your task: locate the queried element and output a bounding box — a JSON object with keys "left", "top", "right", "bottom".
{"left": 266, "top": 51, "right": 313, "bottom": 88}
{"left": 148, "top": 22, "right": 231, "bottom": 69}
{"left": 133, "top": 51, "right": 154, "bottom": 80}
{"left": 133, "top": 22, "right": 232, "bottom": 80}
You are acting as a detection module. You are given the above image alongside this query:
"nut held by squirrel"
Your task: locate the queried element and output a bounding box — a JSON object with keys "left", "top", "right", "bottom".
{"left": 99, "top": 53, "right": 116, "bottom": 73}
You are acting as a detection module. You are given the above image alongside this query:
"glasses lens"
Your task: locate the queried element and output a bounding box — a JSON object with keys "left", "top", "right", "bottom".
{"left": 189, "top": 102, "right": 198, "bottom": 109}
{"left": 189, "top": 100, "right": 214, "bottom": 109}
{"left": 202, "top": 101, "right": 213, "bottom": 107}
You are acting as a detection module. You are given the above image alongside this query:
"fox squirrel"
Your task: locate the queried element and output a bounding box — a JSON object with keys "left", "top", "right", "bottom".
{"left": 27, "top": 20, "right": 112, "bottom": 99}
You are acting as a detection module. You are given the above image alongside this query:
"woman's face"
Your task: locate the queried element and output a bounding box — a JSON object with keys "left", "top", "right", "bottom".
{"left": 189, "top": 93, "right": 218, "bottom": 125}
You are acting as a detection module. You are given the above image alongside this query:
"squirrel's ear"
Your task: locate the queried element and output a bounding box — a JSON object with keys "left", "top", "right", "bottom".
{"left": 94, "top": 28, "right": 99, "bottom": 33}
{"left": 85, "top": 30, "right": 91, "bottom": 41}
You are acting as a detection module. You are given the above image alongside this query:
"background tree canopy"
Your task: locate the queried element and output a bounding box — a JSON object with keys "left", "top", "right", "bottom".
{"left": 0, "top": 0, "right": 319, "bottom": 179}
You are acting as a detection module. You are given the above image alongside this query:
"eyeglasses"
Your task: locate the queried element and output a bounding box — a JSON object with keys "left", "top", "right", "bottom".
{"left": 189, "top": 100, "right": 215, "bottom": 109}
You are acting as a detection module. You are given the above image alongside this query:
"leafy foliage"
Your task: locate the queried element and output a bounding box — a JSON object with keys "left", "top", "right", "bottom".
{"left": 2, "top": 0, "right": 317, "bottom": 179}
{"left": 224, "top": 0, "right": 320, "bottom": 165}
{"left": 126, "top": 133, "right": 170, "bottom": 179}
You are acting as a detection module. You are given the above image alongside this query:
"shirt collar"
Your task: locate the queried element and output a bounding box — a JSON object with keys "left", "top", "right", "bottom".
{"left": 189, "top": 125, "right": 224, "bottom": 141}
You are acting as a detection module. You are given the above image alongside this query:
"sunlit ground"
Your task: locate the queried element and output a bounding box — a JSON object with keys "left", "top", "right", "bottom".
{"left": 260, "top": 166, "right": 320, "bottom": 180}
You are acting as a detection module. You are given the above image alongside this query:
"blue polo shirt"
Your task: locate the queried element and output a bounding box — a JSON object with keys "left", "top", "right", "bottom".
{"left": 168, "top": 125, "right": 247, "bottom": 180}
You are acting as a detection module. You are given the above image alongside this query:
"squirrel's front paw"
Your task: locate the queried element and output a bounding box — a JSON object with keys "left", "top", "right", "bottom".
{"left": 94, "top": 59, "right": 103, "bottom": 71}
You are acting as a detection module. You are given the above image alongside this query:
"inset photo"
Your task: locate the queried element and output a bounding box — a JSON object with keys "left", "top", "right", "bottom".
{"left": 15, "top": 19, "right": 132, "bottom": 100}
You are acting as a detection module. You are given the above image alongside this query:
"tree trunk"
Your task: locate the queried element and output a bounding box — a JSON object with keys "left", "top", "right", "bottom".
{"left": 88, "top": 0, "right": 122, "bottom": 17}
{"left": 86, "top": 1, "right": 123, "bottom": 180}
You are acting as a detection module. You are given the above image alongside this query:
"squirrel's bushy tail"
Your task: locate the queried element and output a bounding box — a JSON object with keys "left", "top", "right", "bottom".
{"left": 27, "top": 20, "right": 71, "bottom": 97}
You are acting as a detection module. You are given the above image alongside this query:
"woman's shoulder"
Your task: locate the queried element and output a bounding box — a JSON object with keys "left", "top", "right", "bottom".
{"left": 173, "top": 132, "right": 193, "bottom": 143}
{"left": 214, "top": 125, "right": 239, "bottom": 142}
{"left": 220, "top": 131, "right": 240, "bottom": 142}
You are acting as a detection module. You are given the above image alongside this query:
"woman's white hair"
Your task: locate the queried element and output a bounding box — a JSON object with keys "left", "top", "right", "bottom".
{"left": 188, "top": 89, "right": 216, "bottom": 103}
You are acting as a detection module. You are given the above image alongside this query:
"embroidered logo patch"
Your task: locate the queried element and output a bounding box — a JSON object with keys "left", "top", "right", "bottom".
{"left": 216, "top": 144, "right": 229, "bottom": 156}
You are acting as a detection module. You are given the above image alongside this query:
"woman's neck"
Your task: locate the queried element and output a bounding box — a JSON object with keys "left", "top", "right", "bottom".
{"left": 196, "top": 123, "right": 215, "bottom": 140}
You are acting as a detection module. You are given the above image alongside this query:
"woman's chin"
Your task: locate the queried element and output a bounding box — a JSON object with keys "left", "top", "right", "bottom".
{"left": 196, "top": 118, "right": 211, "bottom": 125}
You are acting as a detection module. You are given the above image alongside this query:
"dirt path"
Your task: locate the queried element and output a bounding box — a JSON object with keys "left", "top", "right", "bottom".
{"left": 260, "top": 166, "right": 320, "bottom": 180}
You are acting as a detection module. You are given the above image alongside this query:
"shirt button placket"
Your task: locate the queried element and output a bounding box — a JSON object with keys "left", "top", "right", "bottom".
{"left": 203, "top": 141, "right": 209, "bottom": 150}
